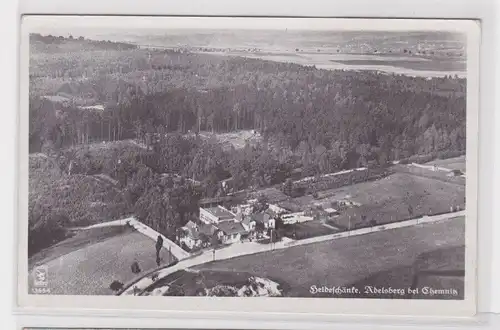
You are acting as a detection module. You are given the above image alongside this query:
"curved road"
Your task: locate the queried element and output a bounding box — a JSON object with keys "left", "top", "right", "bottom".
{"left": 119, "top": 210, "right": 465, "bottom": 295}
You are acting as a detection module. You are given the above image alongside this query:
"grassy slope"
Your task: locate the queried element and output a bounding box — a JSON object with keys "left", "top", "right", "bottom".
{"left": 28, "top": 229, "right": 175, "bottom": 295}
{"left": 29, "top": 226, "right": 132, "bottom": 269}
{"left": 196, "top": 217, "right": 465, "bottom": 298}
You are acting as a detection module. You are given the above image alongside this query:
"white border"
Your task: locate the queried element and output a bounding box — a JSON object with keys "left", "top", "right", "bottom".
{"left": 16, "top": 15, "right": 480, "bottom": 320}
{"left": 15, "top": 313, "right": 500, "bottom": 330}
{"left": 11, "top": 1, "right": 498, "bottom": 319}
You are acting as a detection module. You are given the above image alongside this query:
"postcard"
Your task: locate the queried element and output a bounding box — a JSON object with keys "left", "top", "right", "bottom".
{"left": 17, "top": 16, "right": 480, "bottom": 317}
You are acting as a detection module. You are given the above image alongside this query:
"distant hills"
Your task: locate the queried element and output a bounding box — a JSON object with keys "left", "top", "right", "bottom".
{"left": 30, "top": 33, "right": 138, "bottom": 52}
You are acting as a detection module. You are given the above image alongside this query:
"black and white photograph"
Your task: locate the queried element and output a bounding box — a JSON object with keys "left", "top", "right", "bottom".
{"left": 18, "top": 16, "right": 480, "bottom": 316}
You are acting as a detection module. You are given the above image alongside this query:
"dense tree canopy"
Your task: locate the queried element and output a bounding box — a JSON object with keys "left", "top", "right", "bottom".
{"left": 28, "top": 35, "right": 466, "bottom": 255}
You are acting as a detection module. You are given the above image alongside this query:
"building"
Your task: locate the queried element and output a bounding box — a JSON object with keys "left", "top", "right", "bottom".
{"left": 220, "top": 177, "right": 233, "bottom": 193}
{"left": 241, "top": 215, "right": 256, "bottom": 232}
{"left": 216, "top": 220, "right": 248, "bottom": 244}
{"left": 199, "top": 196, "right": 234, "bottom": 208}
{"left": 281, "top": 212, "right": 314, "bottom": 225}
{"left": 199, "top": 205, "right": 236, "bottom": 224}
{"left": 252, "top": 212, "right": 276, "bottom": 230}
{"left": 232, "top": 203, "right": 254, "bottom": 216}
{"left": 324, "top": 208, "right": 339, "bottom": 217}
{"left": 267, "top": 204, "right": 288, "bottom": 217}
{"left": 178, "top": 221, "right": 218, "bottom": 250}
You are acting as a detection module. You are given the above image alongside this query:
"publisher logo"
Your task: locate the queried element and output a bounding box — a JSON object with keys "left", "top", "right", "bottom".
{"left": 33, "top": 265, "right": 48, "bottom": 287}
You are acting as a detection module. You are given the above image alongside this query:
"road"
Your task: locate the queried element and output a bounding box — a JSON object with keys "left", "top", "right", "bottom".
{"left": 119, "top": 210, "right": 465, "bottom": 295}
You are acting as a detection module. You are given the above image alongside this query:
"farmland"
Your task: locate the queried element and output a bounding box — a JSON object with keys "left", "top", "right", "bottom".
{"left": 196, "top": 216, "right": 465, "bottom": 299}
{"left": 288, "top": 171, "right": 465, "bottom": 230}
{"left": 28, "top": 226, "right": 175, "bottom": 295}
{"left": 281, "top": 220, "right": 338, "bottom": 240}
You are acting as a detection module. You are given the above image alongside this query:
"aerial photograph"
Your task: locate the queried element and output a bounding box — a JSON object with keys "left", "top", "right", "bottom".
{"left": 28, "top": 25, "right": 467, "bottom": 299}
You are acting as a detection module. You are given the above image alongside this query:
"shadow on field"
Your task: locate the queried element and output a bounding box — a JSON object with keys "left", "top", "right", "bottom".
{"left": 334, "top": 245, "right": 465, "bottom": 300}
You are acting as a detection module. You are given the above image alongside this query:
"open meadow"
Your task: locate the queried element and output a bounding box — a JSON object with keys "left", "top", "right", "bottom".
{"left": 290, "top": 171, "right": 465, "bottom": 230}
{"left": 426, "top": 155, "right": 467, "bottom": 172}
{"left": 196, "top": 216, "right": 465, "bottom": 298}
{"left": 29, "top": 226, "right": 175, "bottom": 295}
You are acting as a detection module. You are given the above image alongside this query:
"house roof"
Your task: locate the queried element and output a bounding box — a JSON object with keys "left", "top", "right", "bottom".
{"left": 199, "top": 223, "right": 217, "bottom": 236}
{"left": 199, "top": 196, "right": 234, "bottom": 205}
{"left": 182, "top": 227, "right": 199, "bottom": 240}
{"left": 182, "top": 221, "right": 217, "bottom": 240}
{"left": 268, "top": 204, "right": 288, "bottom": 214}
{"left": 324, "top": 208, "right": 338, "bottom": 214}
{"left": 185, "top": 221, "right": 198, "bottom": 231}
{"left": 216, "top": 220, "right": 247, "bottom": 235}
{"left": 204, "top": 206, "right": 235, "bottom": 220}
{"left": 241, "top": 215, "right": 255, "bottom": 226}
{"left": 251, "top": 212, "right": 272, "bottom": 224}
{"left": 183, "top": 223, "right": 217, "bottom": 241}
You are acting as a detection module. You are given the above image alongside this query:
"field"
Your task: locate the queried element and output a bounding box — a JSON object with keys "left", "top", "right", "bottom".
{"left": 426, "top": 156, "right": 467, "bottom": 172}
{"left": 28, "top": 226, "right": 175, "bottom": 295}
{"left": 29, "top": 226, "right": 130, "bottom": 269}
{"left": 290, "top": 172, "right": 464, "bottom": 230}
{"left": 197, "top": 130, "right": 262, "bottom": 150}
{"left": 282, "top": 220, "right": 338, "bottom": 240}
{"left": 196, "top": 217, "right": 465, "bottom": 299}
{"left": 393, "top": 164, "right": 465, "bottom": 186}
{"left": 330, "top": 57, "right": 465, "bottom": 72}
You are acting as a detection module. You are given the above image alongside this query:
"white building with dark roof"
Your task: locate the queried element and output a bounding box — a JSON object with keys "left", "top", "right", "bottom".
{"left": 216, "top": 220, "right": 248, "bottom": 244}
{"left": 199, "top": 205, "right": 236, "bottom": 224}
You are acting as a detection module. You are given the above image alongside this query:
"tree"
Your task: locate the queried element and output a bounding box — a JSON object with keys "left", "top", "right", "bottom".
{"left": 211, "top": 233, "right": 221, "bottom": 260}
{"left": 282, "top": 179, "right": 294, "bottom": 196}
{"left": 255, "top": 221, "right": 266, "bottom": 236}
{"left": 211, "top": 233, "right": 220, "bottom": 248}
{"left": 269, "top": 227, "right": 280, "bottom": 243}
{"left": 253, "top": 194, "right": 269, "bottom": 213}
{"left": 408, "top": 205, "right": 414, "bottom": 217}
{"left": 199, "top": 232, "right": 210, "bottom": 247}
{"left": 274, "top": 216, "right": 284, "bottom": 231}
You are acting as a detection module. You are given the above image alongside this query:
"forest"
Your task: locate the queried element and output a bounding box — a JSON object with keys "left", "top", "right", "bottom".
{"left": 28, "top": 35, "right": 467, "bottom": 255}
{"left": 29, "top": 62, "right": 466, "bottom": 178}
